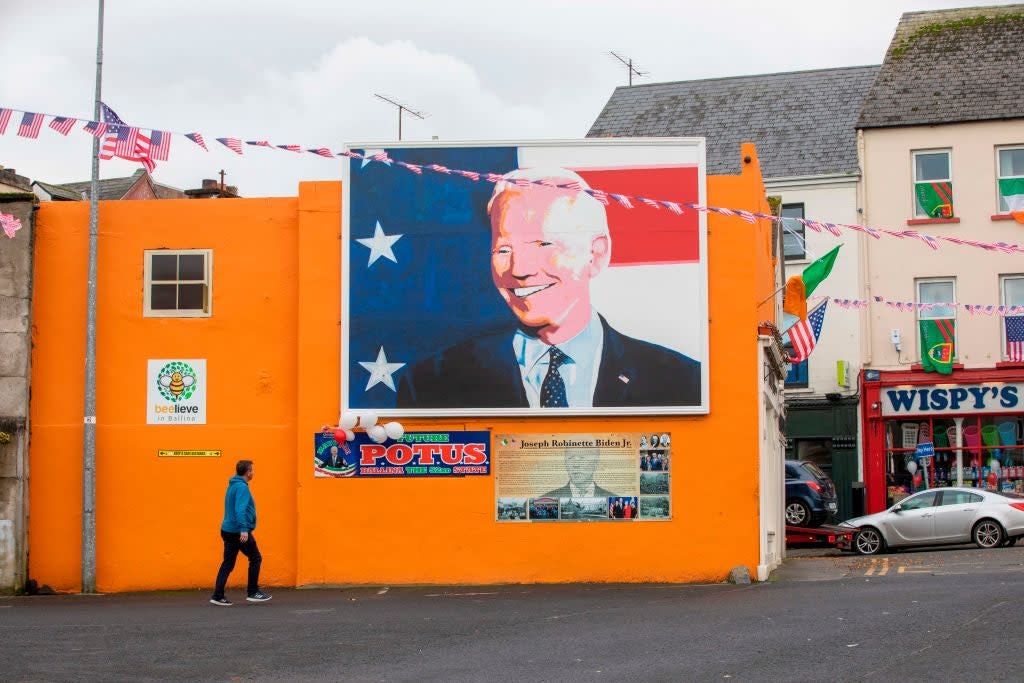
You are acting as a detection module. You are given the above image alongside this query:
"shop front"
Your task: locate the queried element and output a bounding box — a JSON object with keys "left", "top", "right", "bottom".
{"left": 861, "top": 366, "right": 1024, "bottom": 513}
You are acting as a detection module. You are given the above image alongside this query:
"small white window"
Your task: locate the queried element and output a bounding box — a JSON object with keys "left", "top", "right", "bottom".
{"left": 912, "top": 150, "right": 953, "bottom": 218}
{"left": 144, "top": 249, "right": 212, "bottom": 317}
{"left": 780, "top": 203, "right": 806, "bottom": 261}
{"left": 917, "top": 278, "right": 956, "bottom": 321}
{"left": 997, "top": 146, "right": 1024, "bottom": 214}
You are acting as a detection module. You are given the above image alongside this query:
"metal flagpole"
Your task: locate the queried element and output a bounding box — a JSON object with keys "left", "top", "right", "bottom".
{"left": 82, "top": 0, "right": 104, "bottom": 594}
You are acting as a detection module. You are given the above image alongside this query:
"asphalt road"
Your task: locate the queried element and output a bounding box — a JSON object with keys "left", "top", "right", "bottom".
{"left": 4, "top": 545, "right": 1024, "bottom": 682}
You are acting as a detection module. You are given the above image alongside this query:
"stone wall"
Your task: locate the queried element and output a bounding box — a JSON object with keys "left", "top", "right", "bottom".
{"left": 0, "top": 192, "right": 34, "bottom": 593}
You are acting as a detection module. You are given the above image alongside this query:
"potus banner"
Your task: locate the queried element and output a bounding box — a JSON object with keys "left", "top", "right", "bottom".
{"left": 494, "top": 432, "right": 672, "bottom": 522}
{"left": 342, "top": 140, "right": 709, "bottom": 417}
{"left": 314, "top": 431, "right": 491, "bottom": 478}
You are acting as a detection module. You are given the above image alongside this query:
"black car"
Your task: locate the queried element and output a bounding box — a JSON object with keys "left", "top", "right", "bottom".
{"left": 785, "top": 460, "right": 838, "bottom": 527}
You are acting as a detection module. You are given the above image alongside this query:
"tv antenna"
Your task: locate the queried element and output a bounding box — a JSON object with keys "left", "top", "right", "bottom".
{"left": 609, "top": 52, "right": 647, "bottom": 86}
{"left": 374, "top": 94, "right": 426, "bottom": 140}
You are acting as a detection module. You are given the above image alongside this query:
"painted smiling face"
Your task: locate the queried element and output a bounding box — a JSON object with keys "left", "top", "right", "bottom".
{"left": 490, "top": 188, "right": 609, "bottom": 339}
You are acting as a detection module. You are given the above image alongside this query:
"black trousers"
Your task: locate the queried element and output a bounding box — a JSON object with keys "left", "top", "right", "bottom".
{"left": 213, "top": 530, "right": 262, "bottom": 598}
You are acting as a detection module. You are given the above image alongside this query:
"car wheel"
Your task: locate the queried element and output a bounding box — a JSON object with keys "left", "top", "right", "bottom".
{"left": 853, "top": 527, "right": 884, "bottom": 556}
{"left": 973, "top": 520, "right": 1004, "bottom": 549}
{"left": 785, "top": 500, "right": 811, "bottom": 527}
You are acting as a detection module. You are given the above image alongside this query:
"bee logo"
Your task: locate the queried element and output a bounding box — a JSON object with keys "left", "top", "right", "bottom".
{"left": 156, "top": 362, "right": 198, "bottom": 402}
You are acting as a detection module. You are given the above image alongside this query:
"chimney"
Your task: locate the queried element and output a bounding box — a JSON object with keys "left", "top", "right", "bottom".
{"left": 185, "top": 179, "right": 242, "bottom": 199}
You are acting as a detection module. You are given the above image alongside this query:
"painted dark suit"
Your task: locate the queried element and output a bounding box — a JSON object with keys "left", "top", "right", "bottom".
{"left": 396, "top": 316, "right": 700, "bottom": 409}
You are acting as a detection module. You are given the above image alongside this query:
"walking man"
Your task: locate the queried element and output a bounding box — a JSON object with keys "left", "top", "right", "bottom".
{"left": 210, "top": 460, "right": 271, "bottom": 606}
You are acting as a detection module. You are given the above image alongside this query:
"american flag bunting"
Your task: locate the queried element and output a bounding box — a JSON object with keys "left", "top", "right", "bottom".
{"left": 48, "top": 116, "right": 76, "bottom": 136}
{"left": 18, "top": 112, "right": 44, "bottom": 138}
{"left": 217, "top": 137, "right": 243, "bottom": 155}
{"left": 148, "top": 130, "right": 171, "bottom": 161}
{"left": 186, "top": 132, "right": 208, "bottom": 151}
{"left": 1, "top": 212, "right": 22, "bottom": 239}
{"left": 84, "top": 121, "right": 108, "bottom": 138}
{"left": 0, "top": 108, "right": 12, "bottom": 134}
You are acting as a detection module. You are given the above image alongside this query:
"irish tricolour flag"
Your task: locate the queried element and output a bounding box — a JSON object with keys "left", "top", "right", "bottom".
{"left": 1000, "top": 178, "right": 1024, "bottom": 223}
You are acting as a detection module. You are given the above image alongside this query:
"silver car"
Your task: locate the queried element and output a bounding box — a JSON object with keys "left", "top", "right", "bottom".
{"left": 842, "top": 487, "right": 1024, "bottom": 555}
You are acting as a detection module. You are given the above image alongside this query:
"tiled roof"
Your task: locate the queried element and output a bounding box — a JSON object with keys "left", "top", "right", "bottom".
{"left": 587, "top": 66, "right": 880, "bottom": 178}
{"left": 35, "top": 169, "right": 184, "bottom": 200}
{"left": 61, "top": 170, "right": 145, "bottom": 200}
{"left": 858, "top": 4, "right": 1024, "bottom": 129}
{"left": 33, "top": 180, "right": 86, "bottom": 201}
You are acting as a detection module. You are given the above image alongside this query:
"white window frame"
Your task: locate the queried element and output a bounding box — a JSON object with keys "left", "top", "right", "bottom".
{"left": 143, "top": 249, "right": 213, "bottom": 318}
{"left": 911, "top": 149, "right": 953, "bottom": 218}
{"left": 780, "top": 202, "right": 806, "bottom": 262}
{"left": 996, "top": 145, "right": 1024, "bottom": 214}
{"left": 916, "top": 277, "right": 956, "bottom": 360}
{"left": 1002, "top": 274, "right": 1024, "bottom": 359}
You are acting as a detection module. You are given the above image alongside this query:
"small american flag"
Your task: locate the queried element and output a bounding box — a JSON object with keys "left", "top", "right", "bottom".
{"left": 1, "top": 212, "right": 22, "bottom": 239}
{"left": 247, "top": 140, "right": 272, "bottom": 147}
{"left": 217, "top": 137, "right": 243, "bottom": 155}
{"left": 277, "top": 144, "right": 302, "bottom": 152}
{"left": 84, "top": 120, "right": 108, "bottom": 138}
{"left": 588, "top": 189, "right": 610, "bottom": 206}
{"left": 185, "top": 132, "right": 208, "bottom": 151}
{"left": 49, "top": 116, "right": 76, "bottom": 136}
{"left": 610, "top": 194, "right": 633, "bottom": 209}
{"left": 787, "top": 300, "right": 828, "bottom": 364}
{"left": 0, "top": 108, "right": 12, "bottom": 134}
{"left": 18, "top": 112, "right": 44, "bottom": 138}
{"left": 308, "top": 148, "right": 334, "bottom": 158}
{"left": 1007, "top": 316, "right": 1024, "bottom": 362}
{"left": 148, "top": 130, "right": 171, "bottom": 161}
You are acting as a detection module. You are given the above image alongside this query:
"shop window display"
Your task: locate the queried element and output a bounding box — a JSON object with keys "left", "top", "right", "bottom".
{"left": 885, "top": 415, "right": 1024, "bottom": 507}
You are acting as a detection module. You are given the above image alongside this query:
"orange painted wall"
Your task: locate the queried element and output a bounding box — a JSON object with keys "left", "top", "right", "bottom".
{"left": 31, "top": 198, "right": 300, "bottom": 592}
{"left": 30, "top": 145, "right": 773, "bottom": 592}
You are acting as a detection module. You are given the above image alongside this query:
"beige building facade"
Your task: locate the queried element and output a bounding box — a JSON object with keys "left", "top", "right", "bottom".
{"left": 861, "top": 120, "right": 1024, "bottom": 369}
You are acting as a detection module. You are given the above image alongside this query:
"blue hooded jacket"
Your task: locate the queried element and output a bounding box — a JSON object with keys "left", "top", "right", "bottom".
{"left": 221, "top": 475, "right": 256, "bottom": 533}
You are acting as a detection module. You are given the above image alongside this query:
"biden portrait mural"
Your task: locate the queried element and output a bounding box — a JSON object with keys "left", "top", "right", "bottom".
{"left": 342, "top": 140, "right": 708, "bottom": 416}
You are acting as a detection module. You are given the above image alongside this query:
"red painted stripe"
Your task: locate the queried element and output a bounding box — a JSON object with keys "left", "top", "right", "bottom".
{"left": 575, "top": 166, "right": 700, "bottom": 265}
{"left": 931, "top": 181, "right": 953, "bottom": 207}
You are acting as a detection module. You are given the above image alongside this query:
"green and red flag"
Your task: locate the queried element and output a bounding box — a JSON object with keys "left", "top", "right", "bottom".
{"left": 998, "top": 178, "right": 1024, "bottom": 223}
{"left": 920, "top": 319, "right": 955, "bottom": 375}
{"left": 914, "top": 181, "right": 954, "bottom": 218}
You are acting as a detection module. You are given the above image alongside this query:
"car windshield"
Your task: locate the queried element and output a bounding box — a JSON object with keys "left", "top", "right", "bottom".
{"left": 801, "top": 462, "right": 827, "bottom": 479}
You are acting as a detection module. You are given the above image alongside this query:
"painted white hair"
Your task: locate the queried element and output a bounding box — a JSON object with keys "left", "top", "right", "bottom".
{"left": 487, "top": 167, "right": 611, "bottom": 270}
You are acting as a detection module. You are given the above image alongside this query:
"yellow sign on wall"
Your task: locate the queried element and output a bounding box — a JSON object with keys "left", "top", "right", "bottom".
{"left": 158, "top": 450, "right": 221, "bottom": 458}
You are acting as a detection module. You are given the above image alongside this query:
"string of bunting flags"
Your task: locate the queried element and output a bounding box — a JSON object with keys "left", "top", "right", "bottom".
{"left": 824, "top": 296, "right": 1024, "bottom": 317}
{"left": 2, "top": 102, "right": 1024, "bottom": 250}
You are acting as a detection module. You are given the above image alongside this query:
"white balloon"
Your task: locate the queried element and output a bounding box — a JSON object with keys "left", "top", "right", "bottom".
{"left": 906, "top": 460, "right": 918, "bottom": 475}
{"left": 339, "top": 411, "right": 358, "bottom": 430}
{"left": 384, "top": 421, "right": 404, "bottom": 440}
{"left": 345, "top": 429, "right": 355, "bottom": 442}
{"left": 368, "top": 425, "right": 387, "bottom": 443}
{"left": 360, "top": 411, "right": 379, "bottom": 428}
{"left": 991, "top": 459, "right": 1002, "bottom": 474}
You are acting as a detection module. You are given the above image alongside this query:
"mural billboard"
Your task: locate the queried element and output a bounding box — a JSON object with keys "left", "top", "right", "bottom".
{"left": 342, "top": 140, "right": 708, "bottom": 416}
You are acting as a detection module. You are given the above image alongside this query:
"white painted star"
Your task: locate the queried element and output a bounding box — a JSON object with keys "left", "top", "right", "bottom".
{"left": 360, "top": 149, "right": 392, "bottom": 168}
{"left": 358, "top": 346, "right": 406, "bottom": 392}
{"left": 356, "top": 221, "right": 402, "bottom": 267}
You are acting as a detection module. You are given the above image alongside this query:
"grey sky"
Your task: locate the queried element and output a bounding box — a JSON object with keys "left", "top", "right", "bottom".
{"left": 0, "top": 1, "right": 1016, "bottom": 196}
